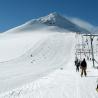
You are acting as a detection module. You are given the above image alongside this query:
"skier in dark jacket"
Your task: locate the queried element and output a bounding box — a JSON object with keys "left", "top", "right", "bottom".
{"left": 76, "top": 61, "right": 81, "bottom": 72}
{"left": 75, "top": 58, "right": 80, "bottom": 72}
{"left": 80, "top": 58, "right": 87, "bottom": 77}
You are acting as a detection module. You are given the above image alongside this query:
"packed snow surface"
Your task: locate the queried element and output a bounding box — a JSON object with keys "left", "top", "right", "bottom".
{"left": 0, "top": 30, "right": 98, "bottom": 98}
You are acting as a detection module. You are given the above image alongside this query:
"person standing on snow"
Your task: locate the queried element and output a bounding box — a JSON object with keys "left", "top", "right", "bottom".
{"left": 75, "top": 58, "right": 80, "bottom": 72}
{"left": 75, "top": 58, "right": 78, "bottom": 71}
{"left": 80, "top": 58, "right": 87, "bottom": 77}
{"left": 76, "top": 60, "right": 81, "bottom": 72}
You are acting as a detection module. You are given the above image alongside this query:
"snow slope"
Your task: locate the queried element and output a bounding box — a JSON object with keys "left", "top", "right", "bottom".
{"left": 0, "top": 32, "right": 48, "bottom": 61}
{"left": 0, "top": 31, "right": 75, "bottom": 94}
{"left": 0, "top": 13, "right": 98, "bottom": 98}
{"left": 1, "top": 43, "right": 98, "bottom": 98}
{"left": 0, "top": 31, "right": 98, "bottom": 98}
{"left": 70, "top": 17, "right": 95, "bottom": 32}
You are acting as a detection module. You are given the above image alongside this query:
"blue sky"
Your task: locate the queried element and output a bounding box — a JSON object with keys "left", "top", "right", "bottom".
{"left": 0, "top": 0, "right": 97, "bottom": 32}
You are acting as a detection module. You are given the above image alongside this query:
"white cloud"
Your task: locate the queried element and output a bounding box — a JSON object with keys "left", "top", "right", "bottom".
{"left": 67, "top": 17, "right": 95, "bottom": 32}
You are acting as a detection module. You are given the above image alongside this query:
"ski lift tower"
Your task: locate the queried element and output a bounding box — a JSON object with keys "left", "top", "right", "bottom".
{"left": 83, "top": 29, "right": 98, "bottom": 68}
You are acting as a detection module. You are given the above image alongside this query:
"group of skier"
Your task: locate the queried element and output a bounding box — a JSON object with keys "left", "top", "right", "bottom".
{"left": 75, "top": 57, "right": 98, "bottom": 92}
{"left": 75, "top": 57, "right": 87, "bottom": 77}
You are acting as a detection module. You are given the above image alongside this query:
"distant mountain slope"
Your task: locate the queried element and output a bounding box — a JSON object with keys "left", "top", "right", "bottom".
{"left": 4, "top": 12, "right": 93, "bottom": 34}
{"left": 69, "top": 17, "right": 95, "bottom": 32}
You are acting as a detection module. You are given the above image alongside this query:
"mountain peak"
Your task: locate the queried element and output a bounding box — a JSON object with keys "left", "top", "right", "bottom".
{"left": 47, "top": 12, "right": 62, "bottom": 18}
{"left": 36, "top": 12, "right": 64, "bottom": 25}
{"left": 5, "top": 12, "right": 92, "bottom": 34}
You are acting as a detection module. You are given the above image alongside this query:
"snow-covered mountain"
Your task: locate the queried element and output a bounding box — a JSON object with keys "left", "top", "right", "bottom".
{"left": 4, "top": 12, "right": 91, "bottom": 34}
{"left": 0, "top": 12, "right": 98, "bottom": 98}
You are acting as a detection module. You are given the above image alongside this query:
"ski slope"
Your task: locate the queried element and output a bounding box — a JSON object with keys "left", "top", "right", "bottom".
{"left": 0, "top": 31, "right": 98, "bottom": 98}
{"left": 0, "top": 13, "right": 98, "bottom": 98}
{"left": 0, "top": 31, "right": 75, "bottom": 93}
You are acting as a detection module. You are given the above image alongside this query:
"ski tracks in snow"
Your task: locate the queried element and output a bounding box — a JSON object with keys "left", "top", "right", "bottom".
{"left": 0, "top": 33, "right": 98, "bottom": 98}
{"left": 75, "top": 69, "right": 98, "bottom": 98}
{"left": 1, "top": 64, "right": 98, "bottom": 98}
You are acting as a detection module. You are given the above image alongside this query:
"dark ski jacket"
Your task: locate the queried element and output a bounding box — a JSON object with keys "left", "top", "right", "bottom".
{"left": 81, "top": 59, "right": 87, "bottom": 68}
